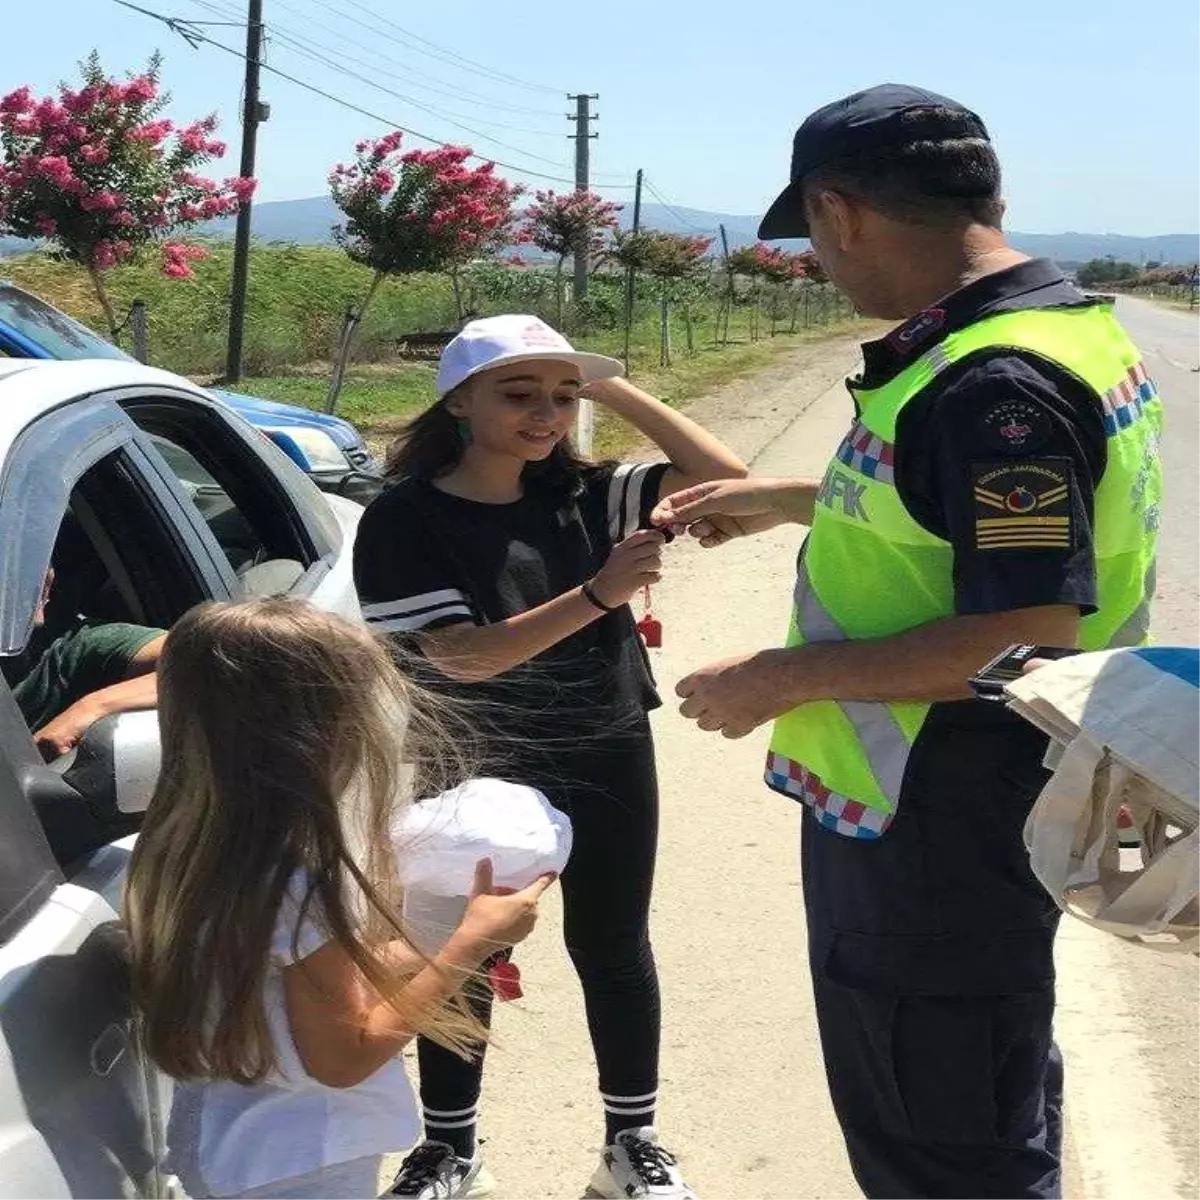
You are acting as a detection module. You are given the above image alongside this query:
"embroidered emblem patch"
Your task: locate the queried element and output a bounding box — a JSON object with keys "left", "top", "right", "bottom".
{"left": 971, "top": 460, "right": 1074, "bottom": 551}
{"left": 980, "top": 398, "right": 1052, "bottom": 455}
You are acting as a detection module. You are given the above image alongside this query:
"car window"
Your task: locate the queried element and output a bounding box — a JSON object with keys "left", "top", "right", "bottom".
{"left": 145, "top": 432, "right": 307, "bottom": 592}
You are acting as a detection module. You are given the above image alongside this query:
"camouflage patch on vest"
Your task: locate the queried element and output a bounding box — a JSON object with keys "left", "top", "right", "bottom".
{"left": 971, "top": 459, "right": 1075, "bottom": 551}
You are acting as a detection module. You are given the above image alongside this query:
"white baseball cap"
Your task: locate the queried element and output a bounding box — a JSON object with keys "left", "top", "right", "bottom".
{"left": 436, "top": 314, "right": 624, "bottom": 398}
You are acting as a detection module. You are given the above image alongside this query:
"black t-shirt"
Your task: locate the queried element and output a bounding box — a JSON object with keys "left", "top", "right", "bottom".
{"left": 354, "top": 462, "right": 669, "bottom": 770}
{"left": 853, "top": 258, "right": 1118, "bottom": 772}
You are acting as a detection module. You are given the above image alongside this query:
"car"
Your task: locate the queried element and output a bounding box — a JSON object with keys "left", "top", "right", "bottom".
{"left": 0, "top": 356, "right": 367, "bottom": 1198}
{"left": 0, "top": 281, "right": 383, "bottom": 503}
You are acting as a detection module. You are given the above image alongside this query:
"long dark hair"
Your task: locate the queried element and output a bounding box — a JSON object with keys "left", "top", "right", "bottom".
{"left": 385, "top": 390, "right": 592, "bottom": 499}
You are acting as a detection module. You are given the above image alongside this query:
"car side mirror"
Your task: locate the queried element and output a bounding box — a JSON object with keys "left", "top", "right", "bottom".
{"left": 56, "top": 709, "right": 162, "bottom": 816}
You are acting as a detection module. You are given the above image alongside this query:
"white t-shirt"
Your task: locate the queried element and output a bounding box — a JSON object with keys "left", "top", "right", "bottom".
{"left": 165, "top": 876, "right": 419, "bottom": 1197}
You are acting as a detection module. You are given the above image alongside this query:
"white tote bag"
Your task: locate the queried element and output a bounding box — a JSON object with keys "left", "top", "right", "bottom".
{"left": 1005, "top": 647, "right": 1199, "bottom": 953}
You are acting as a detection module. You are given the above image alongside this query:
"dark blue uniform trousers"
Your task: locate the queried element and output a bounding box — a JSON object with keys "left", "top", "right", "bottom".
{"left": 800, "top": 706, "right": 1064, "bottom": 1199}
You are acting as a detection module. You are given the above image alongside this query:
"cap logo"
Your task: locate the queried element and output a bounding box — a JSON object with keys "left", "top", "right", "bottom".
{"left": 520, "top": 322, "right": 562, "bottom": 348}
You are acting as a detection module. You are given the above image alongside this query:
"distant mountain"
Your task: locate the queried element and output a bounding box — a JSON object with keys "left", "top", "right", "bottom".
{"left": 3, "top": 196, "right": 1197, "bottom": 266}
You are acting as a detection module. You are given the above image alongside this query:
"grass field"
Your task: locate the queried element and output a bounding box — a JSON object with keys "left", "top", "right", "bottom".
{"left": 2, "top": 241, "right": 860, "bottom": 454}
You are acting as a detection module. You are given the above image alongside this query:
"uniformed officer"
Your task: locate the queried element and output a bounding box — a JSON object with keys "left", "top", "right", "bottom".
{"left": 653, "top": 84, "right": 1163, "bottom": 1199}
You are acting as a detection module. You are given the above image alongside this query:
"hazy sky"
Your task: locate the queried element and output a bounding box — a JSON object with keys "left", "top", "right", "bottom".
{"left": 8, "top": 0, "right": 1199, "bottom": 234}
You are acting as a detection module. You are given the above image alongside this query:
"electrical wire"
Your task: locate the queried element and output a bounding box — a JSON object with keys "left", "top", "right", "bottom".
{"left": 191, "top": 0, "right": 564, "bottom": 119}
{"left": 643, "top": 179, "right": 715, "bottom": 236}
{"left": 318, "top": 0, "right": 565, "bottom": 96}
{"left": 114, "top": 0, "right": 635, "bottom": 189}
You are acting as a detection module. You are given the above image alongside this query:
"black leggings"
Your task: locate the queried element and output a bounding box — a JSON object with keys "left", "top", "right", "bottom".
{"left": 416, "top": 724, "right": 661, "bottom": 1135}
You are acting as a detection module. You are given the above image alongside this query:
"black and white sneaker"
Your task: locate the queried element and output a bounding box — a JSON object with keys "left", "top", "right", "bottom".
{"left": 388, "top": 1140, "right": 495, "bottom": 1199}
{"left": 589, "top": 1127, "right": 696, "bottom": 1199}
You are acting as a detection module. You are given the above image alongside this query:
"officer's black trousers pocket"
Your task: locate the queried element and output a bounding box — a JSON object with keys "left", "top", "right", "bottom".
{"left": 816, "top": 962, "right": 1058, "bottom": 1142}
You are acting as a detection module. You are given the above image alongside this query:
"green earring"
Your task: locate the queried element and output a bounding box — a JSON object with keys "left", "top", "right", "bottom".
{"left": 456, "top": 418, "right": 473, "bottom": 447}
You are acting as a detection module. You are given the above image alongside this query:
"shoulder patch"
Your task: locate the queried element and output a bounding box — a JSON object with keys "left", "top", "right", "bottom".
{"left": 887, "top": 306, "right": 945, "bottom": 354}
{"left": 971, "top": 460, "right": 1075, "bottom": 551}
{"left": 979, "top": 397, "right": 1053, "bottom": 455}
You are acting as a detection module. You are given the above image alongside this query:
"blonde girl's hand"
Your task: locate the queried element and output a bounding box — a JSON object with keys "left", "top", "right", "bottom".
{"left": 452, "top": 859, "right": 557, "bottom": 958}
{"left": 589, "top": 529, "right": 665, "bottom": 608}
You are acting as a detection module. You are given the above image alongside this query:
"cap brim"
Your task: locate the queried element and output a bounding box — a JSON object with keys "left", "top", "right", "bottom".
{"left": 443, "top": 348, "right": 625, "bottom": 397}
{"left": 758, "top": 179, "right": 809, "bottom": 240}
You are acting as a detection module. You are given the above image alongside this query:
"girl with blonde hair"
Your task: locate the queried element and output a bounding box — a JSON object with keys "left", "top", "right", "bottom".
{"left": 125, "top": 598, "right": 556, "bottom": 1199}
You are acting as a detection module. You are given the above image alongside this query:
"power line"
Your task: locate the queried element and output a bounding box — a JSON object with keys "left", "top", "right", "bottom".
{"left": 187, "top": 0, "right": 629, "bottom": 182}
{"left": 114, "top": 1, "right": 635, "bottom": 188}
{"left": 643, "top": 178, "right": 715, "bottom": 236}
{"left": 308, "top": 0, "right": 563, "bottom": 96}
{"left": 189, "top": 0, "right": 564, "bottom": 119}
{"left": 259, "top": 22, "right": 571, "bottom": 152}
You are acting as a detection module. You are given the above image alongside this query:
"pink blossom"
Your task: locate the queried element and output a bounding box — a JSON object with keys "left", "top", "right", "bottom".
{"left": 372, "top": 168, "right": 395, "bottom": 194}
{"left": 80, "top": 189, "right": 123, "bottom": 212}
{"left": 0, "top": 86, "right": 34, "bottom": 115}
{"left": 110, "top": 211, "right": 137, "bottom": 228}
{"left": 129, "top": 119, "right": 173, "bottom": 144}
{"left": 126, "top": 75, "right": 158, "bottom": 103}
{"left": 78, "top": 143, "right": 111, "bottom": 166}
{"left": 92, "top": 241, "right": 119, "bottom": 270}
{"left": 224, "top": 176, "right": 257, "bottom": 203}
{"left": 163, "top": 262, "right": 193, "bottom": 279}
{"left": 34, "top": 155, "right": 75, "bottom": 184}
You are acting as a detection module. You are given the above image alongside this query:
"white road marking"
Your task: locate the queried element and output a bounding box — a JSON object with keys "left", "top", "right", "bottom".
{"left": 1057, "top": 919, "right": 1189, "bottom": 1199}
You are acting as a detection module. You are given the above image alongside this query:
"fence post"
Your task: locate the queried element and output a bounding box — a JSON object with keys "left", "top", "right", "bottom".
{"left": 130, "top": 299, "right": 148, "bottom": 364}
{"left": 325, "top": 304, "right": 359, "bottom": 416}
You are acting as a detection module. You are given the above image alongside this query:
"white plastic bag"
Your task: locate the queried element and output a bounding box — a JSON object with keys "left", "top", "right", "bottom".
{"left": 394, "top": 778, "right": 572, "bottom": 954}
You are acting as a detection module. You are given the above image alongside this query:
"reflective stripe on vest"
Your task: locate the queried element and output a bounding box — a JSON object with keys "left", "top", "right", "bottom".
{"left": 766, "top": 303, "right": 1163, "bottom": 839}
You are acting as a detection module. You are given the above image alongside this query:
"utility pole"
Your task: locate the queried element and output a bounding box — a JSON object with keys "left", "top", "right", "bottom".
{"left": 567, "top": 93, "right": 598, "bottom": 304}
{"left": 225, "top": 0, "right": 267, "bottom": 384}
{"left": 621, "top": 168, "right": 644, "bottom": 369}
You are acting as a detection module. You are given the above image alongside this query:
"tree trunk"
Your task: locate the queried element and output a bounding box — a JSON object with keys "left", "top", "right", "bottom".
{"left": 554, "top": 256, "right": 566, "bottom": 328}
{"left": 449, "top": 267, "right": 465, "bottom": 323}
{"left": 326, "top": 270, "right": 383, "bottom": 416}
{"left": 684, "top": 301, "right": 694, "bottom": 353}
{"left": 87, "top": 264, "right": 121, "bottom": 343}
{"left": 659, "top": 291, "right": 671, "bottom": 367}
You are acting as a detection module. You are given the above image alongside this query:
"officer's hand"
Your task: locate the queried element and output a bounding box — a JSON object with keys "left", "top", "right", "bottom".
{"left": 676, "top": 651, "right": 793, "bottom": 739}
{"left": 651, "top": 479, "right": 791, "bottom": 547}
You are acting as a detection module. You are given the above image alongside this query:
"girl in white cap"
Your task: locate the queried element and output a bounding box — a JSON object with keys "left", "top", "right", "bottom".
{"left": 354, "top": 314, "right": 746, "bottom": 1200}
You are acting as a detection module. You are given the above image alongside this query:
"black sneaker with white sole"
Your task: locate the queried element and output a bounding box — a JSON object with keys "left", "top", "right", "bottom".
{"left": 388, "top": 1140, "right": 495, "bottom": 1199}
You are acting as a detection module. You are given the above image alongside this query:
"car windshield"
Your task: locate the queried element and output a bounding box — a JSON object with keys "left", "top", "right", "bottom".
{"left": 0, "top": 284, "right": 132, "bottom": 361}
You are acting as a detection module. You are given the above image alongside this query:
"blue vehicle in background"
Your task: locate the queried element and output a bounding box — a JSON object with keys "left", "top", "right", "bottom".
{"left": 0, "top": 281, "right": 383, "bottom": 502}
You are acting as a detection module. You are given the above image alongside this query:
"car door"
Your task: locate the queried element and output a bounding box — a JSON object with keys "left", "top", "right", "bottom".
{"left": 0, "top": 398, "right": 214, "bottom": 1199}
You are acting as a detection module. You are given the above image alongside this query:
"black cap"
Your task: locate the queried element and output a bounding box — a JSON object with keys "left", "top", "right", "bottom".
{"left": 758, "top": 84, "right": 989, "bottom": 240}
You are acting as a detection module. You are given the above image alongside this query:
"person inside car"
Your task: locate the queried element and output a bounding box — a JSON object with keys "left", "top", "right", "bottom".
{"left": 1, "top": 568, "right": 166, "bottom": 760}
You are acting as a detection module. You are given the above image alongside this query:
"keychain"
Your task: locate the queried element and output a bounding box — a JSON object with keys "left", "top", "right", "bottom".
{"left": 636, "top": 584, "right": 663, "bottom": 648}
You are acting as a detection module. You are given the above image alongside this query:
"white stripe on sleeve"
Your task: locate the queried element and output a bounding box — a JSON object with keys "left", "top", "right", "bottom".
{"left": 607, "top": 463, "right": 655, "bottom": 541}
{"left": 373, "top": 604, "right": 474, "bottom": 633}
{"left": 361, "top": 589, "right": 467, "bottom": 621}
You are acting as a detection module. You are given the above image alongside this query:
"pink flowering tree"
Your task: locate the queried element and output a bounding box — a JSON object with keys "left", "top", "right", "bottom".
{"left": 0, "top": 53, "right": 256, "bottom": 341}
{"left": 327, "top": 133, "right": 521, "bottom": 411}
{"left": 521, "top": 189, "right": 622, "bottom": 325}
{"left": 611, "top": 229, "right": 712, "bottom": 364}
{"left": 331, "top": 133, "right": 521, "bottom": 320}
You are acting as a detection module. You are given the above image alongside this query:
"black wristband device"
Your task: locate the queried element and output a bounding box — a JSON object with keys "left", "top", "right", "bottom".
{"left": 581, "top": 580, "right": 619, "bottom": 612}
{"left": 968, "top": 643, "right": 1084, "bottom": 701}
